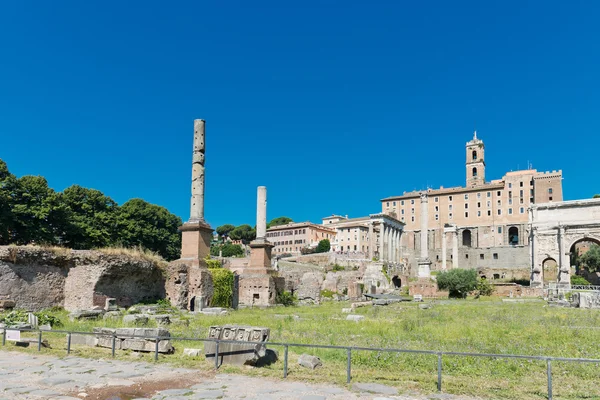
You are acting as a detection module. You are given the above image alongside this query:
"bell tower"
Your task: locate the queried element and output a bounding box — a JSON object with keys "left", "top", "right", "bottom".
{"left": 466, "top": 131, "right": 485, "bottom": 187}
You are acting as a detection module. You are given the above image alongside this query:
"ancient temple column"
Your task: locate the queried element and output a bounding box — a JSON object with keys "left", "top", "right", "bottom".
{"left": 368, "top": 222, "right": 374, "bottom": 259}
{"left": 452, "top": 229, "right": 459, "bottom": 269}
{"left": 190, "top": 119, "right": 206, "bottom": 222}
{"left": 417, "top": 192, "right": 431, "bottom": 277}
{"left": 256, "top": 186, "right": 267, "bottom": 240}
{"left": 441, "top": 229, "right": 447, "bottom": 270}
{"left": 395, "top": 229, "right": 400, "bottom": 263}
{"left": 557, "top": 226, "right": 570, "bottom": 286}
{"left": 387, "top": 226, "right": 392, "bottom": 262}
{"left": 382, "top": 224, "right": 388, "bottom": 261}
{"left": 377, "top": 223, "right": 383, "bottom": 260}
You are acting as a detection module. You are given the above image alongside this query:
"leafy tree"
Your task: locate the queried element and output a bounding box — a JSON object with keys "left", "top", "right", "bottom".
{"left": 59, "top": 185, "right": 119, "bottom": 249}
{"left": 215, "top": 224, "right": 235, "bottom": 242}
{"left": 0, "top": 160, "right": 16, "bottom": 245}
{"left": 315, "top": 239, "right": 331, "bottom": 253}
{"left": 436, "top": 269, "right": 478, "bottom": 298}
{"left": 594, "top": 194, "right": 600, "bottom": 199}
{"left": 476, "top": 278, "right": 494, "bottom": 296}
{"left": 267, "top": 216, "right": 293, "bottom": 229}
{"left": 229, "top": 224, "right": 256, "bottom": 244}
{"left": 579, "top": 244, "right": 600, "bottom": 273}
{"left": 211, "top": 243, "right": 244, "bottom": 257}
{"left": 571, "top": 275, "right": 591, "bottom": 285}
{"left": 116, "top": 199, "right": 182, "bottom": 261}
{"left": 9, "top": 175, "right": 69, "bottom": 245}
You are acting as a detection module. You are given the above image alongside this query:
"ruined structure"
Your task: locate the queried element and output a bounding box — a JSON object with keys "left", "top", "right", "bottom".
{"left": 529, "top": 198, "right": 600, "bottom": 287}
{"left": 0, "top": 246, "right": 165, "bottom": 311}
{"left": 166, "top": 119, "right": 214, "bottom": 310}
{"left": 238, "top": 187, "right": 284, "bottom": 306}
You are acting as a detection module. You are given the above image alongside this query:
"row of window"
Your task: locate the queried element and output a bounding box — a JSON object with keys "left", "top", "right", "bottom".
{"left": 272, "top": 239, "right": 306, "bottom": 246}
{"left": 400, "top": 207, "right": 526, "bottom": 223}
{"left": 266, "top": 229, "right": 307, "bottom": 237}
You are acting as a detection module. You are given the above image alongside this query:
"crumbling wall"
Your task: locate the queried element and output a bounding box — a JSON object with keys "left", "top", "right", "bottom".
{"left": 165, "top": 259, "right": 213, "bottom": 311}
{"left": 0, "top": 246, "right": 166, "bottom": 311}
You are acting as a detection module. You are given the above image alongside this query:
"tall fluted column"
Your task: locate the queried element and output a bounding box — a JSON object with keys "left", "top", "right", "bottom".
{"left": 417, "top": 192, "right": 431, "bottom": 277}
{"left": 368, "top": 222, "right": 374, "bottom": 259}
{"left": 441, "top": 229, "right": 447, "bottom": 270}
{"left": 190, "top": 119, "right": 206, "bottom": 222}
{"left": 256, "top": 186, "right": 267, "bottom": 240}
{"left": 452, "top": 230, "right": 459, "bottom": 269}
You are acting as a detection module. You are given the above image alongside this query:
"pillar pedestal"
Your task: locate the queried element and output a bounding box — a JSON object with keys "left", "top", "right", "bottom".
{"left": 417, "top": 259, "right": 432, "bottom": 278}
{"left": 239, "top": 240, "right": 282, "bottom": 307}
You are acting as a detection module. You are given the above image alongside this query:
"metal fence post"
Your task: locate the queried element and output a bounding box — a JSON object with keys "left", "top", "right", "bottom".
{"left": 111, "top": 333, "right": 116, "bottom": 358}
{"left": 154, "top": 337, "right": 159, "bottom": 361}
{"left": 547, "top": 358, "right": 553, "bottom": 400}
{"left": 437, "top": 353, "right": 443, "bottom": 392}
{"left": 346, "top": 348, "right": 352, "bottom": 384}
{"left": 214, "top": 340, "right": 220, "bottom": 370}
{"left": 67, "top": 333, "right": 71, "bottom": 355}
{"left": 283, "top": 345, "right": 289, "bottom": 378}
{"left": 37, "top": 331, "right": 42, "bottom": 351}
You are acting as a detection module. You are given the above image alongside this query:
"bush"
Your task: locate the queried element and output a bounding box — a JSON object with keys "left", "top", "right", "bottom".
{"left": 315, "top": 239, "right": 330, "bottom": 253}
{"left": 571, "top": 275, "right": 591, "bottom": 285}
{"left": 300, "top": 247, "right": 316, "bottom": 255}
{"left": 331, "top": 264, "right": 344, "bottom": 272}
{"left": 210, "top": 243, "right": 244, "bottom": 258}
{"left": 320, "top": 289, "right": 336, "bottom": 298}
{"left": 276, "top": 291, "right": 297, "bottom": 306}
{"left": 0, "top": 309, "right": 63, "bottom": 327}
{"left": 204, "top": 256, "right": 221, "bottom": 269}
{"left": 476, "top": 278, "right": 494, "bottom": 296}
{"left": 436, "top": 269, "right": 478, "bottom": 298}
{"left": 208, "top": 268, "right": 234, "bottom": 307}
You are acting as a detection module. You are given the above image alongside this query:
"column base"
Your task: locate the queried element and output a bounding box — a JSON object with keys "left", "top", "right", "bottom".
{"left": 179, "top": 220, "right": 213, "bottom": 261}
{"left": 246, "top": 239, "right": 275, "bottom": 274}
{"left": 417, "top": 259, "right": 432, "bottom": 278}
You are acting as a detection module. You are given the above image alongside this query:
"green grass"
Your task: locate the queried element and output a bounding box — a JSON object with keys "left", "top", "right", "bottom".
{"left": 2, "top": 299, "right": 600, "bottom": 399}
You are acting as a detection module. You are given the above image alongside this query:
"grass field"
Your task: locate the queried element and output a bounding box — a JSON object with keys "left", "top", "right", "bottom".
{"left": 2, "top": 298, "right": 600, "bottom": 399}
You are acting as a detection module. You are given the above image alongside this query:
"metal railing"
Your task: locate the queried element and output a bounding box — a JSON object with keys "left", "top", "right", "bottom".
{"left": 2, "top": 327, "right": 599, "bottom": 400}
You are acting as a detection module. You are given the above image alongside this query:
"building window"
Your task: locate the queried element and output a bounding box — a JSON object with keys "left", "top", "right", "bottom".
{"left": 548, "top": 188, "right": 553, "bottom": 194}
{"left": 472, "top": 150, "right": 477, "bottom": 160}
{"left": 508, "top": 183, "right": 512, "bottom": 188}
{"left": 435, "top": 214, "right": 439, "bottom": 221}
{"left": 449, "top": 196, "right": 453, "bottom": 201}
{"left": 509, "top": 199, "right": 512, "bottom": 205}
{"left": 411, "top": 216, "right": 415, "bottom": 222}
{"left": 497, "top": 200, "right": 501, "bottom": 206}
{"left": 520, "top": 207, "right": 524, "bottom": 214}
{"left": 411, "top": 208, "right": 415, "bottom": 214}
{"left": 477, "top": 202, "right": 481, "bottom": 208}
{"left": 488, "top": 210, "right": 491, "bottom": 216}
{"left": 498, "top": 209, "right": 502, "bottom": 215}
{"left": 477, "top": 211, "right": 481, "bottom": 217}
{"left": 386, "top": 202, "right": 389, "bottom": 207}
{"left": 466, "top": 254, "right": 469, "bottom": 259}
{"left": 435, "top": 197, "right": 439, "bottom": 202}
{"left": 497, "top": 191, "right": 501, "bottom": 196}
{"left": 493, "top": 253, "right": 498, "bottom": 259}
{"left": 520, "top": 190, "right": 523, "bottom": 197}
{"left": 477, "top": 193, "right": 481, "bottom": 198}
{"left": 435, "top": 206, "right": 439, "bottom": 212}
{"left": 401, "top": 200, "right": 404, "bottom": 206}
{"left": 449, "top": 213, "right": 453, "bottom": 220}
{"left": 520, "top": 198, "right": 524, "bottom": 204}
{"left": 465, "top": 203, "right": 469, "bottom": 209}
{"left": 465, "top": 212, "right": 469, "bottom": 218}
{"left": 464, "top": 194, "right": 469, "bottom": 200}
{"left": 411, "top": 199, "right": 415, "bottom": 205}
{"left": 509, "top": 191, "right": 512, "bottom": 198}
{"left": 393, "top": 201, "right": 396, "bottom": 206}
{"left": 508, "top": 208, "right": 513, "bottom": 215}
{"left": 473, "top": 167, "right": 478, "bottom": 177}
{"left": 487, "top": 192, "right": 491, "bottom": 198}
{"left": 401, "top": 209, "right": 404, "bottom": 215}
{"left": 449, "top": 204, "right": 453, "bottom": 211}
{"left": 520, "top": 181, "right": 524, "bottom": 187}
{"left": 480, "top": 254, "right": 484, "bottom": 260}
{"left": 487, "top": 201, "right": 491, "bottom": 207}
{"left": 498, "top": 227, "right": 502, "bottom": 234}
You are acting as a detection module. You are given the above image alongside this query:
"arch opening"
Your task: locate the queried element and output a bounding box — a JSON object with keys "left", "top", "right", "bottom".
{"left": 508, "top": 227, "right": 519, "bottom": 245}
{"left": 472, "top": 167, "right": 478, "bottom": 177}
{"left": 392, "top": 275, "right": 401, "bottom": 288}
{"left": 462, "top": 230, "right": 472, "bottom": 247}
{"left": 569, "top": 237, "right": 600, "bottom": 284}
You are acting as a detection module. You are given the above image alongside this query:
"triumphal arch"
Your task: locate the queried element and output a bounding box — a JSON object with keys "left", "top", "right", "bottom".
{"left": 529, "top": 199, "right": 600, "bottom": 287}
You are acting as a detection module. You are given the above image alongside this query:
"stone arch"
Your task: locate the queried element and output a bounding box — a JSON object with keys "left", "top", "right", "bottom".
{"left": 472, "top": 167, "right": 478, "bottom": 177}
{"left": 462, "top": 229, "right": 472, "bottom": 247}
{"left": 472, "top": 150, "right": 477, "bottom": 160}
{"left": 542, "top": 257, "right": 558, "bottom": 284}
{"left": 391, "top": 275, "right": 401, "bottom": 288}
{"left": 568, "top": 236, "right": 600, "bottom": 277}
{"left": 508, "top": 226, "right": 519, "bottom": 245}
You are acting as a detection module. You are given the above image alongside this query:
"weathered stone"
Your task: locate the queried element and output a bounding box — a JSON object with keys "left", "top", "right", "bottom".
{"left": 200, "top": 307, "right": 227, "bottom": 316}
{"left": 149, "top": 314, "right": 171, "bottom": 325}
{"left": 69, "top": 310, "right": 104, "bottom": 321}
{"left": 122, "top": 338, "right": 173, "bottom": 353}
{"left": 103, "top": 311, "right": 122, "bottom": 321}
{"left": 183, "top": 348, "right": 202, "bottom": 357}
{"left": 104, "top": 298, "right": 118, "bottom": 311}
{"left": 346, "top": 314, "right": 365, "bottom": 322}
{"left": 39, "top": 324, "right": 51, "bottom": 331}
{"left": 298, "top": 354, "right": 322, "bottom": 369}
{"left": 419, "top": 303, "right": 431, "bottom": 309}
{"left": 341, "top": 308, "right": 352, "bottom": 313}
{"left": 571, "top": 292, "right": 600, "bottom": 309}
{"left": 297, "top": 272, "right": 323, "bottom": 304}
{"left": 123, "top": 314, "right": 149, "bottom": 325}
{"left": 69, "top": 333, "right": 98, "bottom": 347}
{"left": 351, "top": 301, "right": 371, "bottom": 309}
{"left": 205, "top": 325, "right": 270, "bottom": 366}
{"left": 0, "top": 299, "right": 15, "bottom": 310}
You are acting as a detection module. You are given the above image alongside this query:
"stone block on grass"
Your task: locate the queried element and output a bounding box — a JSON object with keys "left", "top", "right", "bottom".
{"left": 298, "top": 354, "right": 322, "bottom": 369}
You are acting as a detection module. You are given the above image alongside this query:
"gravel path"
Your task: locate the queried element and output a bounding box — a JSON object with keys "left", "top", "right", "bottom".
{"left": 0, "top": 351, "right": 479, "bottom": 400}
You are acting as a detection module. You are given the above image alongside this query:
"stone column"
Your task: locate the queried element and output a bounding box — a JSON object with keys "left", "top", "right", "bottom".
{"left": 368, "top": 222, "right": 374, "bottom": 260}
{"left": 382, "top": 224, "right": 387, "bottom": 261}
{"left": 441, "top": 229, "right": 447, "bottom": 270}
{"left": 557, "top": 226, "right": 570, "bottom": 287}
{"left": 452, "top": 229, "right": 459, "bottom": 269}
{"left": 417, "top": 192, "right": 431, "bottom": 277}
{"left": 256, "top": 186, "right": 267, "bottom": 240}
{"left": 357, "top": 227, "right": 362, "bottom": 254}
{"left": 190, "top": 119, "right": 206, "bottom": 222}
{"left": 395, "top": 229, "right": 400, "bottom": 263}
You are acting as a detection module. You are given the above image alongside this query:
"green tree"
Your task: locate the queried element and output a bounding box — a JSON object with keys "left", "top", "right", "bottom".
{"left": 0, "top": 160, "right": 16, "bottom": 245}
{"left": 579, "top": 244, "right": 600, "bottom": 273}
{"left": 116, "top": 199, "right": 182, "bottom": 261}
{"left": 593, "top": 194, "right": 600, "bottom": 199}
{"left": 59, "top": 185, "right": 119, "bottom": 249}
{"left": 215, "top": 224, "right": 235, "bottom": 242}
{"left": 267, "top": 216, "right": 293, "bottom": 229}
{"left": 229, "top": 224, "right": 256, "bottom": 244}
{"left": 9, "top": 175, "right": 69, "bottom": 245}
{"left": 436, "top": 269, "right": 478, "bottom": 298}
{"left": 315, "top": 239, "right": 331, "bottom": 253}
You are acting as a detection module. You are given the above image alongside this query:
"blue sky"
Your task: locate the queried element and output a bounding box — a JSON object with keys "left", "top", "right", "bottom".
{"left": 1, "top": 1, "right": 598, "bottom": 228}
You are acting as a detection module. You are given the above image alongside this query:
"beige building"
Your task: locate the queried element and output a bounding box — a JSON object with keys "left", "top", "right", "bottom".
{"left": 381, "top": 132, "right": 563, "bottom": 274}
{"left": 266, "top": 222, "right": 336, "bottom": 255}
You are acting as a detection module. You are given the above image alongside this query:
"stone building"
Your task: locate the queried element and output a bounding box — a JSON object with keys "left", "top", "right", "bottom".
{"left": 380, "top": 131, "right": 563, "bottom": 277}
{"left": 266, "top": 222, "right": 336, "bottom": 255}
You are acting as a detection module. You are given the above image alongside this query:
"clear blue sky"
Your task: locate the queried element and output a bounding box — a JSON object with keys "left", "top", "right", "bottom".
{"left": 1, "top": 1, "right": 598, "bottom": 228}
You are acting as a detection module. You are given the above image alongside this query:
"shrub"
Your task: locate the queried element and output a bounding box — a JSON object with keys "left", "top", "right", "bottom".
{"left": 315, "top": 239, "right": 330, "bottom": 253}
{"left": 476, "top": 278, "right": 494, "bottom": 296}
{"left": 436, "top": 269, "right": 478, "bottom": 298}
{"left": 210, "top": 243, "right": 244, "bottom": 257}
{"left": 571, "top": 275, "right": 591, "bottom": 285}
{"left": 300, "top": 247, "right": 316, "bottom": 255}
{"left": 331, "top": 264, "right": 344, "bottom": 272}
{"left": 208, "top": 268, "right": 234, "bottom": 307}
{"left": 204, "top": 256, "right": 221, "bottom": 269}
{"left": 320, "top": 289, "right": 336, "bottom": 298}
{"left": 276, "top": 291, "right": 297, "bottom": 306}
